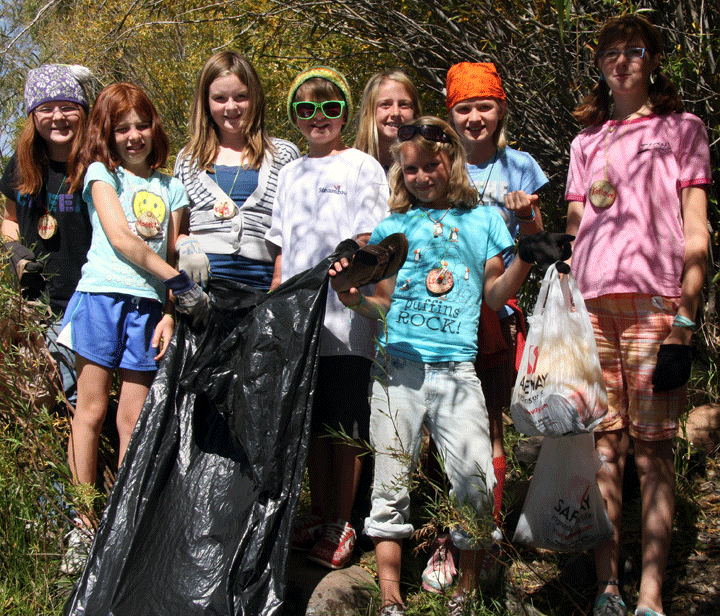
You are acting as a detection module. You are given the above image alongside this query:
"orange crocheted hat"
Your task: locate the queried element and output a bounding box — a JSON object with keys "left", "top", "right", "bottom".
{"left": 445, "top": 62, "right": 506, "bottom": 110}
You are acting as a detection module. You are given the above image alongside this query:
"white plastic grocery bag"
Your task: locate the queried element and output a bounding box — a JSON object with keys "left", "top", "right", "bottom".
{"left": 513, "top": 432, "right": 613, "bottom": 552}
{"left": 510, "top": 264, "right": 608, "bottom": 437}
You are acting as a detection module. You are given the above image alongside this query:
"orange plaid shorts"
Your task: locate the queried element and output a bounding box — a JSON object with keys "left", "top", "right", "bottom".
{"left": 585, "top": 293, "right": 685, "bottom": 441}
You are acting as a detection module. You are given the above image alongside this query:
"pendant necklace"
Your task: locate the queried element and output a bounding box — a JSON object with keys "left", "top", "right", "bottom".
{"left": 125, "top": 170, "right": 161, "bottom": 239}
{"left": 213, "top": 162, "right": 243, "bottom": 220}
{"left": 38, "top": 175, "right": 67, "bottom": 240}
{"left": 589, "top": 103, "right": 648, "bottom": 209}
{"left": 422, "top": 207, "right": 455, "bottom": 295}
{"left": 476, "top": 152, "right": 498, "bottom": 204}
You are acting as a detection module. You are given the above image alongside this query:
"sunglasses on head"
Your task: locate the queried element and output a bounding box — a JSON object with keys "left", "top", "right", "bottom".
{"left": 397, "top": 124, "right": 452, "bottom": 144}
{"left": 292, "top": 100, "right": 346, "bottom": 120}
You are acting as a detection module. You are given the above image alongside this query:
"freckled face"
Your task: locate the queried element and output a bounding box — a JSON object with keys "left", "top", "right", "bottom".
{"left": 400, "top": 142, "right": 451, "bottom": 209}
{"left": 113, "top": 109, "right": 153, "bottom": 175}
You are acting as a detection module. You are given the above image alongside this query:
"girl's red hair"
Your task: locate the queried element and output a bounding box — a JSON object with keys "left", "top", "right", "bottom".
{"left": 78, "top": 83, "right": 169, "bottom": 185}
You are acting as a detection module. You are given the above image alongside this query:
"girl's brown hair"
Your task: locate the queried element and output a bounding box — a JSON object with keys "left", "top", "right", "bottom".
{"left": 573, "top": 13, "right": 684, "bottom": 126}
{"left": 15, "top": 106, "right": 88, "bottom": 196}
{"left": 354, "top": 70, "right": 422, "bottom": 160}
{"left": 78, "top": 83, "right": 169, "bottom": 188}
{"left": 387, "top": 116, "right": 477, "bottom": 214}
{"left": 180, "top": 51, "right": 273, "bottom": 171}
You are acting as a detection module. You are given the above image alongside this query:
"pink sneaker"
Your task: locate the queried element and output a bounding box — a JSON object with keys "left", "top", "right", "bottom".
{"left": 307, "top": 518, "right": 356, "bottom": 569}
{"left": 292, "top": 513, "right": 324, "bottom": 551}
{"left": 421, "top": 534, "right": 458, "bottom": 593}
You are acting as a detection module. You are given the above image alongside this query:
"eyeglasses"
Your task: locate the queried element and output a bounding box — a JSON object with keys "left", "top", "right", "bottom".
{"left": 598, "top": 47, "right": 646, "bottom": 62}
{"left": 34, "top": 104, "right": 81, "bottom": 118}
{"left": 292, "top": 100, "right": 346, "bottom": 120}
{"left": 397, "top": 124, "right": 452, "bottom": 144}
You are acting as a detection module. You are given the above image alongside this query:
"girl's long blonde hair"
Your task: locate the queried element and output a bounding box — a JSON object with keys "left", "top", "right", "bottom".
{"left": 388, "top": 117, "right": 477, "bottom": 214}
{"left": 354, "top": 70, "right": 422, "bottom": 160}
{"left": 181, "top": 51, "right": 274, "bottom": 171}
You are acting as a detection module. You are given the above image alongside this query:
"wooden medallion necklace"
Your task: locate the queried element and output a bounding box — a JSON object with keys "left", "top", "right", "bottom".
{"left": 589, "top": 103, "right": 649, "bottom": 209}
{"left": 213, "top": 154, "right": 246, "bottom": 220}
{"left": 422, "top": 207, "right": 454, "bottom": 295}
{"left": 37, "top": 176, "right": 67, "bottom": 240}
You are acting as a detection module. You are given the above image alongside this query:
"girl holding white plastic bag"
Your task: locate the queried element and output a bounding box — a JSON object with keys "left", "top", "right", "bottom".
{"left": 565, "top": 14, "right": 710, "bottom": 616}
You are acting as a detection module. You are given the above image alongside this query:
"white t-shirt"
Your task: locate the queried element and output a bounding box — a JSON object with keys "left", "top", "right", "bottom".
{"left": 267, "top": 148, "right": 389, "bottom": 358}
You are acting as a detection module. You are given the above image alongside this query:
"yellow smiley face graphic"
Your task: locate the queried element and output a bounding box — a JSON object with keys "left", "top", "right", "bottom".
{"left": 133, "top": 190, "right": 167, "bottom": 224}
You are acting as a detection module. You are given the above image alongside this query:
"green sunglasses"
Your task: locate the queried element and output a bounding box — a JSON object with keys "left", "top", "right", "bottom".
{"left": 292, "top": 100, "right": 346, "bottom": 120}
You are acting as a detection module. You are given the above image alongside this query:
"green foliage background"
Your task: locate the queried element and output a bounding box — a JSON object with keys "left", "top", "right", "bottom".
{"left": 0, "top": 1, "right": 718, "bottom": 613}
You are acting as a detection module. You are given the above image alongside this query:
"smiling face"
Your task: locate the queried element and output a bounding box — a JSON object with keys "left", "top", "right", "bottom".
{"left": 32, "top": 101, "right": 83, "bottom": 160}
{"left": 598, "top": 37, "right": 660, "bottom": 100}
{"left": 113, "top": 109, "right": 153, "bottom": 176}
{"left": 400, "top": 142, "right": 451, "bottom": 209}
{"left": 208, "top": 73, "right": 250, "bottom": 143}
{"left": 449, "top": 97, "right": 506, "bottom": 151}
{"left": 375, "top": 79, "right": 416, "bottom": 144}
{"left": 293, "top": 96, "right": 345, "bottom": 156}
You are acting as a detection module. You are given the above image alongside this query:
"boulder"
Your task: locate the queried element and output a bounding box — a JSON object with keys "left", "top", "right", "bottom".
{"left": 683, "top": 404, "right": 720, "bottom": 450}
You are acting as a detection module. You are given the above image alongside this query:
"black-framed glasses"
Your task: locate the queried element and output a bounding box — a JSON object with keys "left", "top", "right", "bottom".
{"left": 397, "top": 124, "right": 452, "bottom": 144}
{"left": 292, "top": 100, "right": 346, "bottom": 120}
{"left": 598, "top": 47, "right": 646, "bottom": 61}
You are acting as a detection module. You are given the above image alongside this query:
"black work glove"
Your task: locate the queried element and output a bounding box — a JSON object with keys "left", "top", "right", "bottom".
{"left": 1, "top": 240, "right": 46, "bottom": 299}
{"left": 517, "top": 232, "right": 574, "bottom": 276}
{"left": 652, "top": 344, "right": 693, "bottom": 392}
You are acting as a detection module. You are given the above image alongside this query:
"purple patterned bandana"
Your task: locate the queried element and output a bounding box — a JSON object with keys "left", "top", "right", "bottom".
{"left": 24, "top": 64, "right": 89, "bottom": 115}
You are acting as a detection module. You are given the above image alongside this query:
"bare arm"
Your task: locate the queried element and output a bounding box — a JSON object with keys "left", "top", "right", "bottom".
{"left": 505, "top": 191, "right": 544, "bottom": 234}
{"left": 91, "top": 180, "right": 179, "bottom": 281}
{"left": 483, "top": 252, "right": 532, "bottom": 312}
{"left": 1, "top": 199, "right": 20, "bottom": 241}
{"left": 270, "top": 250, "right": 282, "bottom": 291}
{"left": 665, "top": 185, "right": 709, "bottom": 345}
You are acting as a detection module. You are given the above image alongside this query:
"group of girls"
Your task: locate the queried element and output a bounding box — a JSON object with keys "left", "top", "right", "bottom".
{"left": 1, "top": 11, "right": 710, "bottom": 616}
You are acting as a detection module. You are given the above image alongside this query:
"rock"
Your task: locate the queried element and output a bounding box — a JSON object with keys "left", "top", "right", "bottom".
{"left": 284, "top": 552, "right": 376, "bottom": 615}
{"left": 514, "top": 436, "right": 544, "bottom": 469}
{"left": 683, "top": 405, "right": 720, "bottom": 450}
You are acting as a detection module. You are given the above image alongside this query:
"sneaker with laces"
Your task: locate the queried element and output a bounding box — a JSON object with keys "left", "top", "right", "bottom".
{"left": 60, "top": 524, "right": 94, "bottom": 575}
{"left": 422, "top": 534, "right": 458, "bottom": 593}
{"left": 634, "top": 608, "right": 664, "bottom": 616}
{"left": 307, "top": 518, "right": 356, "bottom": 569}
{"left": 593, "top": 593, "right": 628, "bottom": 616}
{"left": 476, "top": 543, "right": 503, "bottom": 590}
{"left": 292, "top": 513, "right": 324, "bottom": 551}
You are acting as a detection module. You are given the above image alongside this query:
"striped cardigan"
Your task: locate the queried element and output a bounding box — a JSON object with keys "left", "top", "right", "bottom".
{"left": 174, "top": 138, "right": 300, "bottom": 262}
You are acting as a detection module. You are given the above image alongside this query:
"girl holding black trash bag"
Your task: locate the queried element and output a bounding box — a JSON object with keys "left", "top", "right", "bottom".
{"left": 565, "top": 14, "right": 710, "bottom": 616}
{"left": 174, "top": 51, "right": 300, "bottom": 290}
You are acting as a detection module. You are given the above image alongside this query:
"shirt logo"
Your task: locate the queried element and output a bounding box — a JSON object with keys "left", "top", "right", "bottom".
{"left": 638, "top": 141, "right": 671, "bottom": 153}
{"left": 318, "top": 184, "right": 347, "bottom": 195}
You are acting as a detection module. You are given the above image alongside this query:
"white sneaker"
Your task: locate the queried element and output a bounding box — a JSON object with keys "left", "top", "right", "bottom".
{"left": 60, "top": 524, "right": 94, "bottom": 575}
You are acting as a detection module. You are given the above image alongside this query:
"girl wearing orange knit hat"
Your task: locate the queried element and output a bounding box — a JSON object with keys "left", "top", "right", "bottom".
{"left": 420, "top": 62, "right": 550, "bottom": 599}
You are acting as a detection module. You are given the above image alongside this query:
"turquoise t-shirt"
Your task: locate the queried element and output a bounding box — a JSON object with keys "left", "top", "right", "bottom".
{"left": 77, "top": 162, "right": 189, "bottom": 301}
{"left": 369, "top": 205, "right": 512, "bottom": 363}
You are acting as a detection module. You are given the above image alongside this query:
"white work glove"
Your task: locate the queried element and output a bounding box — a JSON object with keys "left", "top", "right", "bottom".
{"left": 176, "top": 236, "right": 211, "bottom": 286}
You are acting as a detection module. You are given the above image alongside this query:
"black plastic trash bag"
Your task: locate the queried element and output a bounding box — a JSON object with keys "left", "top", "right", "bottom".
{"left": 64, "top": 258, "right": 331, "bottom": 616}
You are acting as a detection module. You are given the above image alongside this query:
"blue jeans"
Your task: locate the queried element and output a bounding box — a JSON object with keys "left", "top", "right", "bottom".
{"left": 364, "top": 356, "right": 498, "bottom": 550}
{"left": 45, "top": 315, "right": 77, "bottom": 407}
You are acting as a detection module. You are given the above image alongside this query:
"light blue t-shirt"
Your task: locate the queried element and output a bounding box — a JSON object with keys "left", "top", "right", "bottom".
{"left": 467, "top": 146, "right": 548, "bottom": 316}
{"left": 369, "top": 205, "right": 512, "bottom": 363}
{"left": 77, "top": 162, "right": 189, "bottom": 301}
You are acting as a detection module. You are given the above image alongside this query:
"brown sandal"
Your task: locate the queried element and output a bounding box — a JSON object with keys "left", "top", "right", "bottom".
{"left": 332, "top": 233, "right": 408, "bottom": 293}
